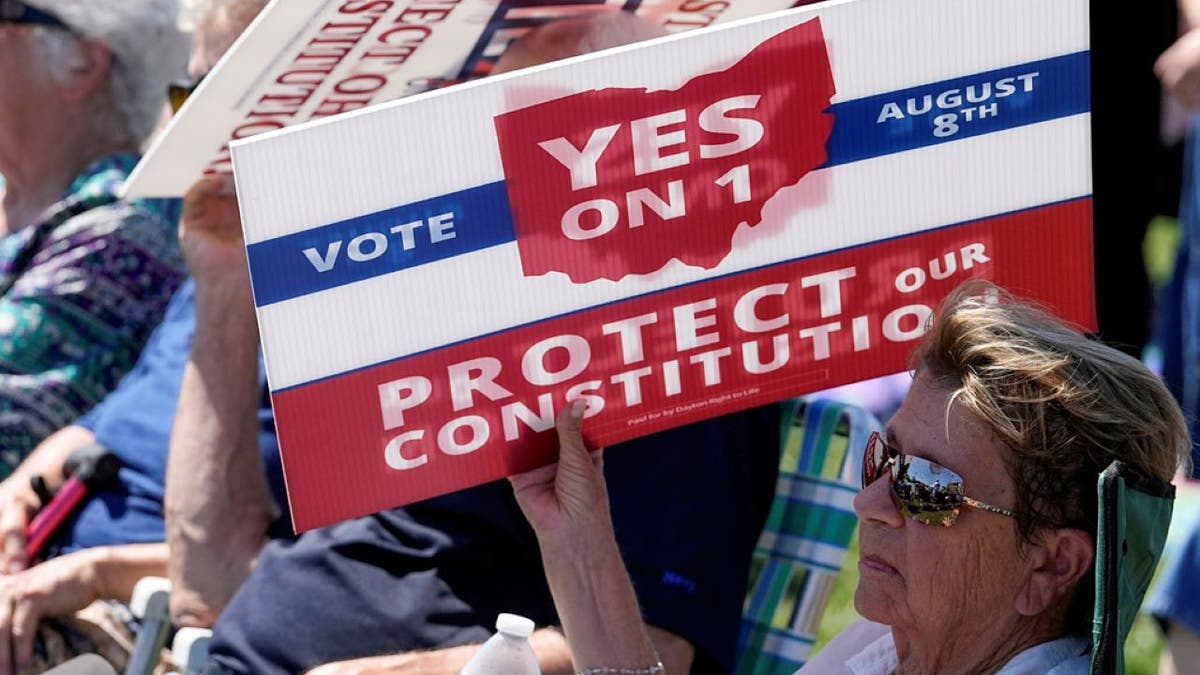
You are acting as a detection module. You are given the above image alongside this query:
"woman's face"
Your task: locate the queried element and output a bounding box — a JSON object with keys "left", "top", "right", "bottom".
{"left": 0, "top": 26, "right": 52, "bottom": 172}
{"left": 853, "top": 371, "right": 1030, "bottom": 638}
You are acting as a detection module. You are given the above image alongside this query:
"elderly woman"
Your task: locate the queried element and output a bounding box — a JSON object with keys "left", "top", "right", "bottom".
{"left": 512, "top": 281, "right": 1190, "bottom": 675}
{"left": 0, "top": 0, "right": 186, "bottom": 470}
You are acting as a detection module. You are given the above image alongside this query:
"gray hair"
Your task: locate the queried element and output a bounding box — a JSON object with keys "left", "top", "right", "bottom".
{"left": 26, "top": 0, "right": 189, "bottom": 144}
{"left": 178, "top": 0, "right": 213, "bottom": 32}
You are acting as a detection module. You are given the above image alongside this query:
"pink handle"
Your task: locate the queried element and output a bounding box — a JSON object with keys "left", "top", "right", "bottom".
{"left": 24, "top": 477, "right": 88, "bottom": 561}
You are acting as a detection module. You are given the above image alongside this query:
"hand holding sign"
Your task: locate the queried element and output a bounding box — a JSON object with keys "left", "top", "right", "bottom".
{"left": 509, "top": 400, "right": 608, "bottom": 555}
{"left": 179, "top": 177, "right": 250, "bottom": 290}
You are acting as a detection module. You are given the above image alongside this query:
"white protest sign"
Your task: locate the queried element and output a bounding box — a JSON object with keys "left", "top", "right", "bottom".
{"left": 123, "top": 0, "right": 814, "bottom": 198}
{"left": 230, "top": 0, "right": 1093, "bottom": 530}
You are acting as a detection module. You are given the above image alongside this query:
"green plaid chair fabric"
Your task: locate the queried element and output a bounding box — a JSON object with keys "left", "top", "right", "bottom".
{"left": 735, "top": 397, "right": 881, "bottom": 675}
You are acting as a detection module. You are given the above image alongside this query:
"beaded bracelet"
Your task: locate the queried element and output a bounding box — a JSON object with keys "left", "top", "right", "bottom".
{"left": 577, "top": 663, "right": 665, "bottom": 675}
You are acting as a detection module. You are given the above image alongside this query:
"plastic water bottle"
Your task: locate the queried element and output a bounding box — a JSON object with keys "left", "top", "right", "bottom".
{"left": 458, "top": 613, "right": 542, "bottom": 675}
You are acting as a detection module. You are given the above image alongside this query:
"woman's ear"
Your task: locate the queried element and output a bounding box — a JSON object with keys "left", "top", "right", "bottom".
{"left": 57, "top": 39, "right": 113, "bottom": 103}
{"left": 1015, "top": 528, "right": 1095, "bottom": 617}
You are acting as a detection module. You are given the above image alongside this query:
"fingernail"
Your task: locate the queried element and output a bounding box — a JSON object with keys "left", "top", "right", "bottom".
{"left": 569, "top": 398, "right": 586, "bottom": 418}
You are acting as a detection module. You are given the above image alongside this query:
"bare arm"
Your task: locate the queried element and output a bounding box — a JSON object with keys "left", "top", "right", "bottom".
{"left": 536, "top": 526, "right": 662, "bottom": 671}
{"left": 89, "top": 542, "right": 171, "bottom": 601}
{"left": 0, "top": 542, "right": 167, "bottom": 671}
{"left": 0, "top": 425, "right": 95, "bottom": 572}
{"left": 508, "top": 402, "right": 692, "bottom": 674}
{"left": 1183, "top": 0, "right": 1200, "bottom": 31}
{"left": 165, "top": 178, "right": 275, "bottom": 627}
{"left": 305, "top": 404, "right": 695, "bottom": 675}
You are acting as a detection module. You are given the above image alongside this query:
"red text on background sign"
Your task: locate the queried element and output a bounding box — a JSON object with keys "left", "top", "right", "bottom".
{"left": 204, "top": 0, "right": 462, "bottom": 176}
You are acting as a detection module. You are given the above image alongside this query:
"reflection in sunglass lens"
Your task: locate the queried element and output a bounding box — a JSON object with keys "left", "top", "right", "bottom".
{"left": 861, "top": 433, "right": 890, "bottom": 488}
{"left": 893, "top": 456, "right": 964, "bottom": 527}
{"left": 861, "top": 432, "right": 974, "bottom": 528}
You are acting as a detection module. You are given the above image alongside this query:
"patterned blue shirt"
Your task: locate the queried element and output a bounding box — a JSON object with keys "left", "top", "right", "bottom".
{"left": 0, "top": 154, "right": 185, "bottom": 472}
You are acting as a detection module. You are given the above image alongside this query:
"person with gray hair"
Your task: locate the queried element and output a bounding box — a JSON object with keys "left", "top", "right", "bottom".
{"left": 0, "top": 3, "right": 263, "bottom": 672}
{"left": 0, "top": 1, "right": 187, "bottom": 469}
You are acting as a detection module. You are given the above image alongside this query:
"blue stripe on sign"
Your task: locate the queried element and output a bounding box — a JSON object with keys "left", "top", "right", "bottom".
{"left": 248, "top": 53, "right": 1088, "bottom": 307}
{"left": 247, "top": 181, "right": 514, "bottom": 307}
{"left": 823, "top": 51, "right": 1089, "bottom": 166}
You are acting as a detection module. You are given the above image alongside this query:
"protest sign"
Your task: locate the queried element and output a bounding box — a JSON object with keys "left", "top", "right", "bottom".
{"left": 231, "top": 0, "right": 1093, "bottom": 531}
{"left": 123, "top": 0, "right": 816, "bottom": 198}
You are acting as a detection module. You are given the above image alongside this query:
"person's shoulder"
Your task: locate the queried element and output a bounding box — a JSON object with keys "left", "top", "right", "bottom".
{"left": 61, "top": 199, "right": 171, "bottom": 237}
{"left": 997, "top": 636, "right": 1090, "bottom": 675}
{"left": 1042, "top": 653, "right": 1089, "bottom": 675}
{"left": 796, "top": 619, "right": 892, "bottom": 675}
{"left": 52, "top": 201, "right": 183, "bottom": 267}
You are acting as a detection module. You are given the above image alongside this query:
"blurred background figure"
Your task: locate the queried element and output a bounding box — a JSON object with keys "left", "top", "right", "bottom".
{"left": 1142, "top": 0, "right": 1200, "bottom": 672}
{"left": 0, "top": 0, "right": 188, "bottom": 471}
{"left": 0, "top": 2, "right": 279, "bottom": 667}
{"left": 1156, "top": 0, "right": 1200, "bottom": 477}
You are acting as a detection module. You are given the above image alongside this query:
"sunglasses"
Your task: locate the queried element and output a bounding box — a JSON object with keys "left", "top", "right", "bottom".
{"left": 862, "top": 431, "right": 1015, "bottom": 527}
{"left": 168, "top": 75, "right": 206, "bottom": 114}
{"left": 0, "top": 0, "right": 71, "bottom": 31}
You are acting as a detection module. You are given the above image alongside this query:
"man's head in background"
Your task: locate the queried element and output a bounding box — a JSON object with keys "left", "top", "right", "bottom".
{"left": 493, "top": 11, "right": 667, "bottom": 75}
{"left": 17, "top": 0, "right": 187, "bottom": 147}
{"left": 185, "top": 0, "right": 269, "bottom": 85}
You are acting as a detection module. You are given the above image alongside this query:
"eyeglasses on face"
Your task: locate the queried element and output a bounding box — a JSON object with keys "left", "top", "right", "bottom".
{"left": 861, "top": 431, "right": 1016, "bottom": 527}
{"left": 0, "top": 1, "right": 71, "bottom": 31}
{"left": 167, "top": 74, "right": 207, "bottom": 114}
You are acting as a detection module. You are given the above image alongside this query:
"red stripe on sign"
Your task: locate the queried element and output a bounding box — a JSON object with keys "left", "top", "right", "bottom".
{"left": 274, "top": 199, "right": 1094, "bottom": 531}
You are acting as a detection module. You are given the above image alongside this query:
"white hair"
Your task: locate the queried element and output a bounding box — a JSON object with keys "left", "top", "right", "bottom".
{"left": 26, "top": 0, "right": 189, "bottom": 144}
{"left": 178, "top": 0, "right": 213, "bottom": 32}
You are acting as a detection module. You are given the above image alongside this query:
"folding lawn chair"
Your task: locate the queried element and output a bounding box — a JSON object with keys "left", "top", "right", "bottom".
{"left": 736, "top": 397, "right": 881, "bottom": 675}
{"left": 1091, "top": 461, "right": 1176, "bottom": 675}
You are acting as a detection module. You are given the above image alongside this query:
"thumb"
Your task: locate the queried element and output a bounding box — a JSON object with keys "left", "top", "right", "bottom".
{"left": 555, "top": 399, "right": 591, "bottom": 468}
{"left": 552, "top": 400, "right": 606, "bottom": 508}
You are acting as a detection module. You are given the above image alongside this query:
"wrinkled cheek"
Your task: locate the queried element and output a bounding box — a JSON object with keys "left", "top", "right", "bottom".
{"left": 853, "top": 573, "right": 909, "bottom": 626}
{"left": 962, "top": 546, "right": 1022, "bottom": 618}
{"left": 917, "top": 541, "right": 999, "bottom": 631}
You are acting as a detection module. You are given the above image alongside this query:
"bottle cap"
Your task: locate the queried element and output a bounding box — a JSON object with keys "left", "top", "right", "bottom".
{"left": 495, "top": 613, "right": 535, "bottom": 638}
{"left": 129, "top": 576, "right": 172, "bottom": 619}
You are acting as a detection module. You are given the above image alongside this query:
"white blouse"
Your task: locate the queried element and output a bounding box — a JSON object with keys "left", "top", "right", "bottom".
{"left": 796, "top": 619, "right": 1090, "bottom": 675}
